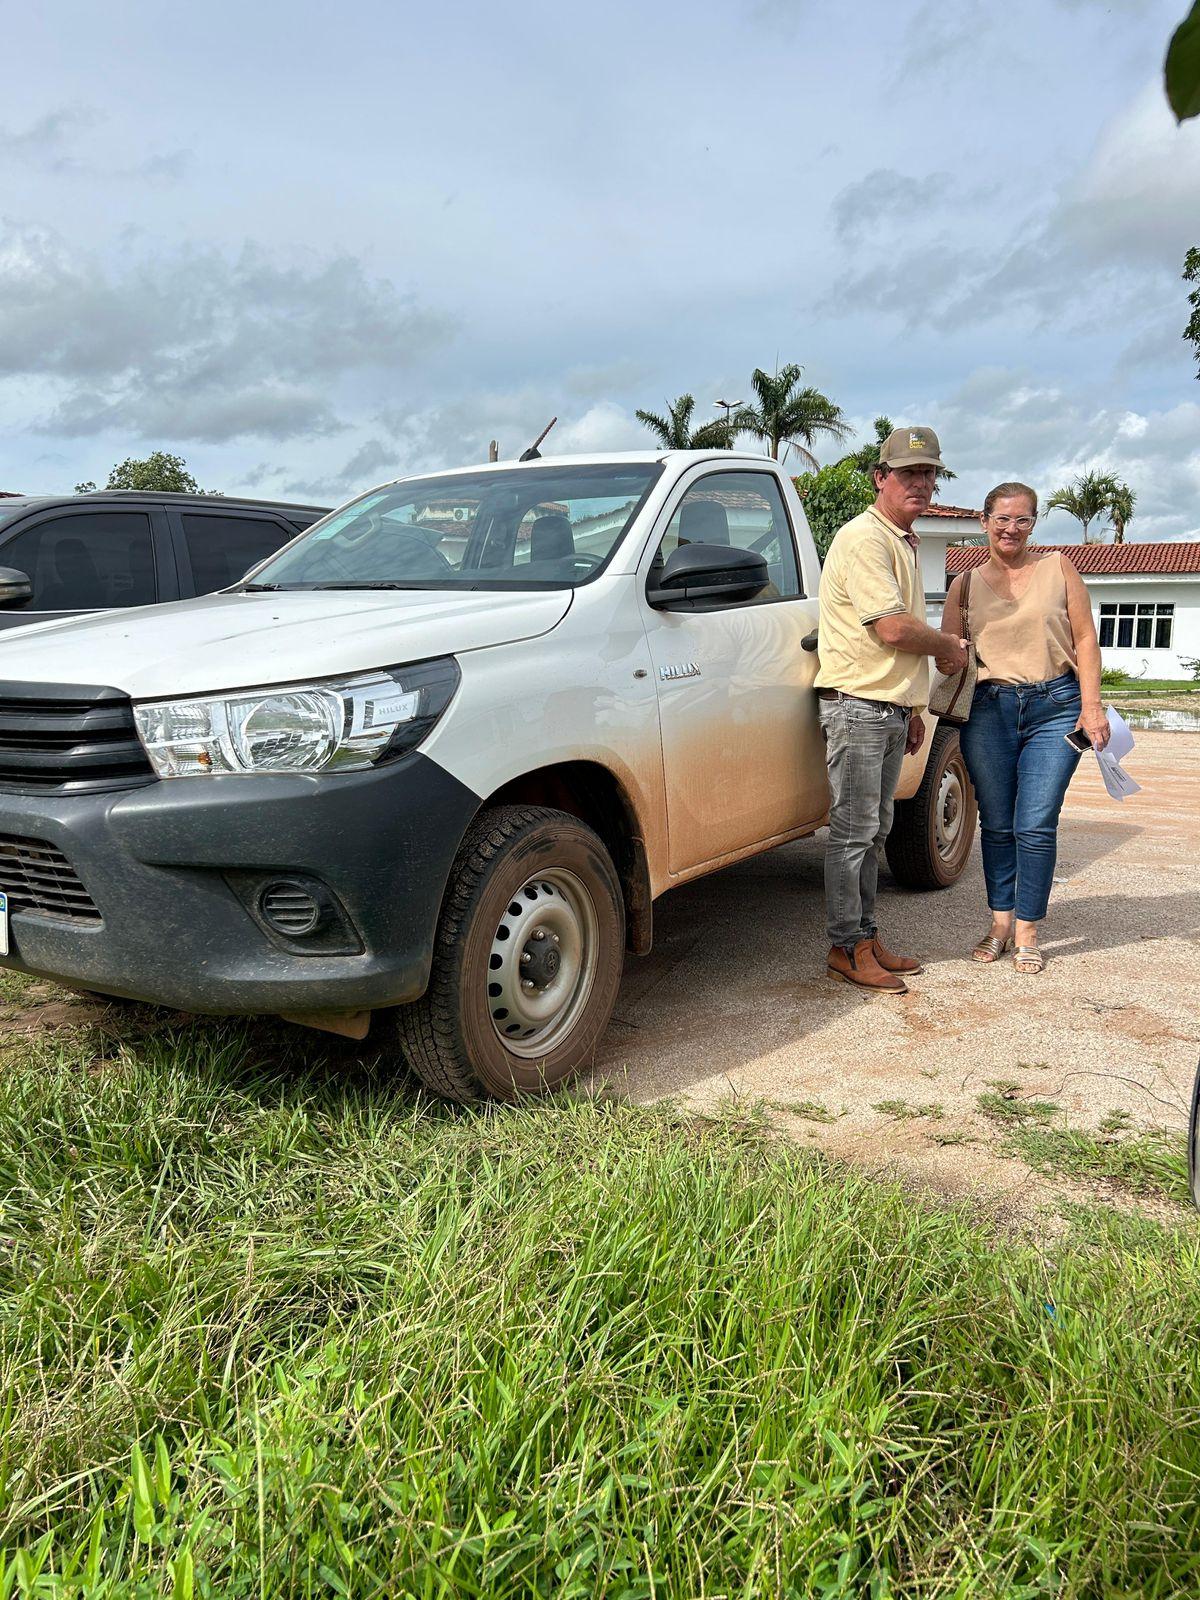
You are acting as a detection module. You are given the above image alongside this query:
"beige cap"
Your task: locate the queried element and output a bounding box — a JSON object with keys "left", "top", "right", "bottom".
{"left": 878, "top": 425, "right": 945, "bottom": 471}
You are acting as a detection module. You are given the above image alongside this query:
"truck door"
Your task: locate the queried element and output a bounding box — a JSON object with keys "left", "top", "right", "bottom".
{"left": 639, "top": 466, "right": 826, "bottom": 876}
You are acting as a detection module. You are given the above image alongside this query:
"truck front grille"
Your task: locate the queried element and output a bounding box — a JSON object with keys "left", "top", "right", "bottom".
{"left": 0, "top": 834, "right": 101, "bottom": 923}
{"left": 0, "top": 681, "right": 154, "bottom": 794}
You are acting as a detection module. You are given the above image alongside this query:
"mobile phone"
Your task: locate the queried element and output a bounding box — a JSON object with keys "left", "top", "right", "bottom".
{"left": 1064, "top": 728, "right": 1091, "bottom": 752}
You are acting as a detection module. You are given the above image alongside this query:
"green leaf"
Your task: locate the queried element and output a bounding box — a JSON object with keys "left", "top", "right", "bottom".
{"left": 131, "top": 1443, "right": 156, "bottom": 1543}
{"left": 1166, "top": 1, "right": 1200, "bottom": 121}
{"left": 172, "top": 1547, "right": 195, "bottom": 1600}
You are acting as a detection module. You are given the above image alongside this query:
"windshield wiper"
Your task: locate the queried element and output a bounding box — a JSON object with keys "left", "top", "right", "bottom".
{"left": 311, "top": 581, "right": 424, "bottom": 590}
{"left": 242, "top": 582, "right": 284, "bottom": 591}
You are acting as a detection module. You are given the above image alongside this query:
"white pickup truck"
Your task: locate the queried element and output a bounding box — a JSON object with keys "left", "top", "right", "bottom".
{"left": 0, "top": 452, "right": 975, "bottom": 1100}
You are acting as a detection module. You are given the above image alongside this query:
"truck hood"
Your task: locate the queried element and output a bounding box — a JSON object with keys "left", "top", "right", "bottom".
{"left": 0, "top": 587, "right": 574, "bottom": 698}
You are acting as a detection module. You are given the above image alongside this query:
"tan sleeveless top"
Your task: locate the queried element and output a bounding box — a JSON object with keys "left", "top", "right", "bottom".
{"left": 965, "top": 555, "right": 1077, "bottom": 685}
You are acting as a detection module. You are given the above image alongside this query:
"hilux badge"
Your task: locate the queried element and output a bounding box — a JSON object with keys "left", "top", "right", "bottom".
{"left": 659, "top": 662, "right": 701, "bottom": 681}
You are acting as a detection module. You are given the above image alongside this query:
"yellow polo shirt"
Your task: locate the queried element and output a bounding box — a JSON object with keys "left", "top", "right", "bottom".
{"left": 814, "top": 507, "right": 929, "bottom": 711}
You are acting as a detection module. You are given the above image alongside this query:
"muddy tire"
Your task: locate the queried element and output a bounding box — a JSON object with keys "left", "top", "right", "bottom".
{"left": 885, "top": 723, "right": 977, "bottom": 889}
{"left": 393, "top": 805, "right": 625, "bottom": 1104}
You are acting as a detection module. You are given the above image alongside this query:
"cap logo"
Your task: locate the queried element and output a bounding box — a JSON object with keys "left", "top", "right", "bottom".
{"left": 908, "top": 432, "right": 925, "bottom": 449}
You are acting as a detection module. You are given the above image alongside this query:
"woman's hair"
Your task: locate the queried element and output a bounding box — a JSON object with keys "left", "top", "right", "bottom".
{"left": 983, "top": 481, "right": 1038, "bottom": 518}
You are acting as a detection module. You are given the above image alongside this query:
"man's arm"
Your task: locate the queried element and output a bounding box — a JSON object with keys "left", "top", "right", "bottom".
{"left": 873, "top": 612, "right": 968, "bottom": 673}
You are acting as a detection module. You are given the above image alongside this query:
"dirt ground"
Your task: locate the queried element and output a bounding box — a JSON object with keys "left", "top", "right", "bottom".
{"left": 593, "top": 730, "right": 1200, "bottom": 1220}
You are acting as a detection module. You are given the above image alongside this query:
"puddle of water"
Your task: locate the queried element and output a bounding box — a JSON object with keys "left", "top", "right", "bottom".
{"left": 1119, "top": 709, "right": 1200, "bottom": 732}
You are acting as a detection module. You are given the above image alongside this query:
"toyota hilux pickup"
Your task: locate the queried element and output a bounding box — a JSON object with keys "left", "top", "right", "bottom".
{"left": 0, "top": 452, "right": 975, "bottom": 1101}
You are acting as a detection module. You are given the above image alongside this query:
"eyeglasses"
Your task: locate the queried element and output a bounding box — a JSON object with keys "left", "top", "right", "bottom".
{"left": 989, "top": 515, "right": 1037, "bottom": 531}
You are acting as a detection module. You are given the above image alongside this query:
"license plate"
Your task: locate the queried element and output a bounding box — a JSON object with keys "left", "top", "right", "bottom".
{"left": 0, "top": 891, "right": 7, "bottom": 956}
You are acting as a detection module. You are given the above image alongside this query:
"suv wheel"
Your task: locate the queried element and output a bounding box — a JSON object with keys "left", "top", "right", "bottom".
{"left": 394, "top": 805, "right": 625, "bottom": 1103}
{"left": 885, "top": 724, "right": 977, "bottom": 889}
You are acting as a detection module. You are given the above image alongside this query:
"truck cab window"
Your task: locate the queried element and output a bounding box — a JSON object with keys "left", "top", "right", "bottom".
{"left": 0, "top": 512, "right": 156, "bottom": 610}
{"left": 654, "top": 472, "right": 803, "bottom": 601}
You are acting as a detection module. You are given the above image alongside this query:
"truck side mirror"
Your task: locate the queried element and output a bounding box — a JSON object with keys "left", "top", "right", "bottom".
{"left": 0, "top": 567, "right": 33, "bottom": 608}
{"left": 647, "top": 543, "right": 769, "bottom": 609}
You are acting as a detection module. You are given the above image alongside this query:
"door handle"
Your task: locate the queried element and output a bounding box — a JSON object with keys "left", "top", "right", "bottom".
{"left": 801, "top": 629, "right": 818, "bottom": 652}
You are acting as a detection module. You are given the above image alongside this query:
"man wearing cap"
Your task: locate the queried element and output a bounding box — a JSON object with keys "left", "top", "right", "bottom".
{"left": 815, "top": 426, "right": 969, "bottom": 993}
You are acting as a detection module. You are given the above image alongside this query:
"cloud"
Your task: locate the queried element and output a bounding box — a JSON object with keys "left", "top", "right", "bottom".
{"left": 829, "top": 167, "right": 955, "bottom": 245}
{"left": 912, "top": 366, "right": 1200, "bottom": 540}
{"left": 0, "top": 109, "right": 98, "bottom": 173}
{"left": 0, "top": 224, "right": 454, "bottom": 443}
{"left": 0, "top": 107, "right": 190, "bottom": 181}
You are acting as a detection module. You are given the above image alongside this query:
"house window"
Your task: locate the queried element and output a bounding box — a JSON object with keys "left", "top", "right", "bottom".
{"left": 1097, "top": 601, "right": 1173, "bottom": 650}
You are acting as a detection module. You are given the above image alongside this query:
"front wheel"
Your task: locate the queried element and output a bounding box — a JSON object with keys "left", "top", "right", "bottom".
{"left": 885, "top": 724, "right": 977, "bottom": 889}
{"left": 393, "top": 805, "right": 625, "bottom": 1103}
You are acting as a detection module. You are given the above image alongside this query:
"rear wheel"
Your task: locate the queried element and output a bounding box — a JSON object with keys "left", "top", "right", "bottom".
{"left": 393, "top": 805, "right": 625, "bottom": 1103}
{"left": 885, "top": 724, "right": 977, "bottom": 889}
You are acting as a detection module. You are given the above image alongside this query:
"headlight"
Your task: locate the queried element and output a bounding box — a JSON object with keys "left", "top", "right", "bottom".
{"left": 134, "top": 657, "right": 460, "bottom": 778}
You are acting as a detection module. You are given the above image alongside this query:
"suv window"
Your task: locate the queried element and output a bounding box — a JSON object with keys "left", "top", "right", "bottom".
{"left": 0, "top": 511, "right": 156, "bottom": 610}
{"left": 181, "top": 513, "right": 296, "bottom": 593}
{"left": 654, "top": 472, "right": 803, "bottom": 600}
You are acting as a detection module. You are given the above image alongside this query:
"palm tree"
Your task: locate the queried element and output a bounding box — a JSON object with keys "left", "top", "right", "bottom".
{"left": 1108, "top": 481, "right": 1136, "bottom": 544}
{"left": 634, "top": 394, "right": 732, "bottom": 450}
{"left": 841, "top": 415, "right": 896, "bottom": 473}
{"left": 735, "top": 365, "right": 850, "bottom": 468}
{"left": 1046, "top": 470, "right": 1129, "bottom": 544}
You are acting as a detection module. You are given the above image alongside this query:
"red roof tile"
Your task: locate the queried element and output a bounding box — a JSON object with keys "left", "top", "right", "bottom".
{"left": 921, "top": 503, "right": 982, "bottom": 519}
{"left": 946, "top": 542, "right": 1200, "bottom": 576}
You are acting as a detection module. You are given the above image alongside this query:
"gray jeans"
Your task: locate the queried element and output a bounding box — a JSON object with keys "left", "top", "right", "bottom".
{"left": 819, "top": 696, "right": 909, "bottom": 950}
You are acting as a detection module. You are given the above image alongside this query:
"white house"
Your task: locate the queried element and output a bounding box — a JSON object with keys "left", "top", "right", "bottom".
{"left": 914, "top": 503, "right": 980, "bottom": 615}
{"left": 944, "top": 539, "right": 1200, "bottom": 680}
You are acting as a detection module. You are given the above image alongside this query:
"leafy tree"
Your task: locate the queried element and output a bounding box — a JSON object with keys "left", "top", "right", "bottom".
{"left": 75, "top": 452, "right": 208, "bottom": 495}
{"left": 1166, "top": 1, "right": 1200, "bottom": 120}
{"left": 634, "top": 395, "right": 733, "bottom": 450}
{"left": 1184, "top": 248, "right": 1200, "bottom": 377}
{"left": 735, "top": 365, "right": 849, "bottom": 468}
{"left": 793, "top": 459, "right": 874, "bottom": 562}
{"left": 1045, "top": 470, "right": 1133, "bottom": 544}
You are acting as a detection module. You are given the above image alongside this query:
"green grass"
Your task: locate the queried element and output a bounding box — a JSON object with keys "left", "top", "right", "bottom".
{"left": 769, "top": 1097, "right": 836, "bottom": 1123}
{"left": 873, "top": 1100, "right": 944, "bottom": 1121}
{"left": 998, "top": 1124, "right": 1187, "bottom": 1202}
{"left": 1106, "top": 680, "right": 1198, "bottom": 693}
{"left": 0, "top": 1010, "right": 1199, "bottom": 1597}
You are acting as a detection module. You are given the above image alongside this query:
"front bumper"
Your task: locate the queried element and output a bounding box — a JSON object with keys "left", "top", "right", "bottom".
{"left": 0, "top": 753, "right": 480, "bottom": 1014}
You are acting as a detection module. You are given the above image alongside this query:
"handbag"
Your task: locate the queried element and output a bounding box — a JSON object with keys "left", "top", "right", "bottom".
{"left": 927, "top": 569, "right": 977, "bottom": 726}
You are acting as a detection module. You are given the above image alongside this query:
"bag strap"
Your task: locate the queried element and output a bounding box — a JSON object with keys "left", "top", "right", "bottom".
{"left": 959, "top": 568, "right": 973, "bottom": 644}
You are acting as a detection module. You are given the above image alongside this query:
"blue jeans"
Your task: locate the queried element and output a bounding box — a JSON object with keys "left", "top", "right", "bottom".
{"left": 819, "top": 696, "right": 910, "bottom": 948}
{"left": 959, "top": 673, "right": 1082, "bottom": 922}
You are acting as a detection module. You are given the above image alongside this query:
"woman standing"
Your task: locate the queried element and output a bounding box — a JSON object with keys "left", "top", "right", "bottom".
{"left": 944, "top": 482, "right": 1110, "bottom": 974}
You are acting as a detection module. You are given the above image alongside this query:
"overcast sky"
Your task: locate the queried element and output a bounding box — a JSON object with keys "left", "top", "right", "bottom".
{"left": 2, "top": 0, "right": 1198, "bottom": 539}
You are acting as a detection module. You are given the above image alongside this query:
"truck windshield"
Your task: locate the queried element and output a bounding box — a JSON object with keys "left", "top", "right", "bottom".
{"left": 245, "top": 463, "right": 663, "bottom": 591}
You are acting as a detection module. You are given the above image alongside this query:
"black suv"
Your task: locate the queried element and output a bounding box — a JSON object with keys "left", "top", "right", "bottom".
{"left": 0, "top": 491, "right": 330, "bottom": 631}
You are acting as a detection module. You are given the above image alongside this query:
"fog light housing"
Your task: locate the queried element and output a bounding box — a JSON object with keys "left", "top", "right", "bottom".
{"left": 259, "top": 880, "right": 322, "bottom": 938}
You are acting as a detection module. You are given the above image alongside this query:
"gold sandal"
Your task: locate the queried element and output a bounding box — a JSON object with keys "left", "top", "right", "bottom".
{"left": 1013, "top": 945, "right": 1045, "bottom": 975}
{"left": 972, "top": 934, "right": 1011, "bottom": 963}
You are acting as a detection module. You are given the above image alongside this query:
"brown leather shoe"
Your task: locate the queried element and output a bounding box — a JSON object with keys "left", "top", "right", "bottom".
{"left": 826, "top": 939, "right": 908, "bottom": 993}
{"left": 871, "top": 935, "right": 923, "bottom": 975}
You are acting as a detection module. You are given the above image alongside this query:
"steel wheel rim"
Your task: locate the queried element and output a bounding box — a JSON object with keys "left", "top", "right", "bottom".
{"left": 486, "top": 868, "right": 599, "bottom": 1058}
{"left": 936, "top": 760, "right": 968, "bottom": 863}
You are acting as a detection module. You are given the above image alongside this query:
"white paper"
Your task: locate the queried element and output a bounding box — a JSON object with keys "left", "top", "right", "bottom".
{"left": 1092, "top": 705, "right": 1140, "bottom": 801}
{"left": 1104, "top": 706, "right": 1135, "bottom": 763}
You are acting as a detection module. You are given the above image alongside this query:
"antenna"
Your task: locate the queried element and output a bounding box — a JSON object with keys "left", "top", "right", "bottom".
{"left": 519, "top": 417, "right": 558, "bottom": 461}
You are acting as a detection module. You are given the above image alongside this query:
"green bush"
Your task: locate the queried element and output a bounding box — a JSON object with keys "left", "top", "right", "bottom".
{"left": 1100, "top": 666, "right": 1131, "bottom": 687}
{"left": 793, "top": 460, "right": 874, "bottom": 562}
